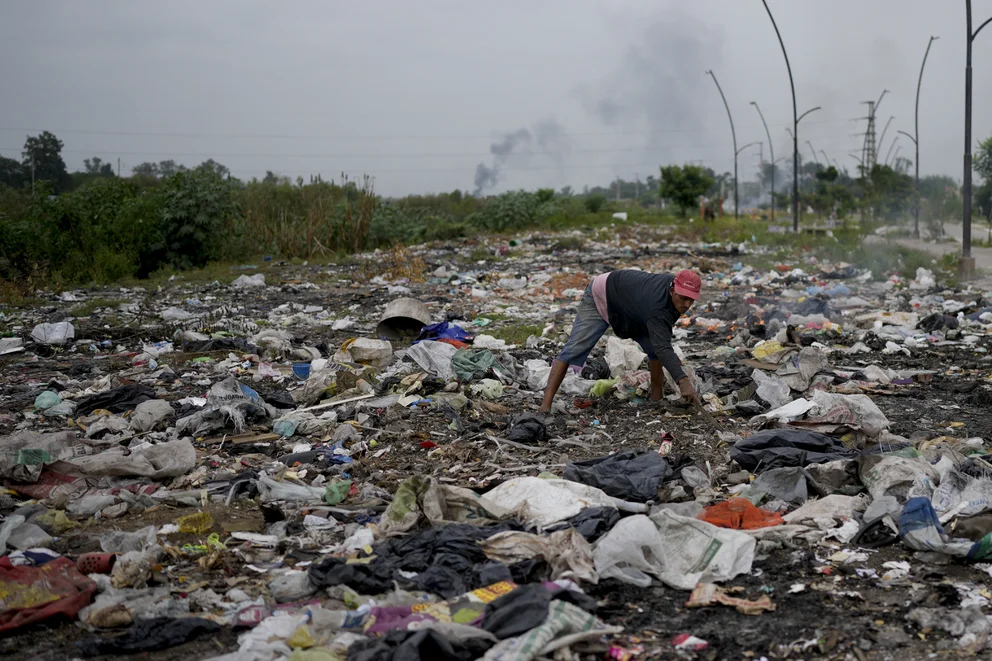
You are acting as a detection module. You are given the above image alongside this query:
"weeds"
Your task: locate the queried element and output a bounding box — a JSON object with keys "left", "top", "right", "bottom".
{"left": 69, "top": 298, "right": 125, "bottom": 317}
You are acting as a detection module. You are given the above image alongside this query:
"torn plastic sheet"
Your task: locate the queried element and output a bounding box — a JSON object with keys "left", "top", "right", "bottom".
{"left": 0, "top": 556, "right": 96, "bottom": 633}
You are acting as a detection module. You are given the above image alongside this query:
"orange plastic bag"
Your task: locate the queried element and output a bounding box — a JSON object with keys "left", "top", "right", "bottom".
{"left": 699, "top": 498, "right": 783, "bottom": 530}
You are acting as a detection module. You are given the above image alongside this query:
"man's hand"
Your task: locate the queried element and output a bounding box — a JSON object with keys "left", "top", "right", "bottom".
{"left": 678, "top": 377, "right": 701, "bottom": 406}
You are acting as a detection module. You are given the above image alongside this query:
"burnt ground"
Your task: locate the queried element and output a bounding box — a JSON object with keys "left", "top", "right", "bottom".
{"left": 1, "top": 228, "right": 992, "bottom": 659}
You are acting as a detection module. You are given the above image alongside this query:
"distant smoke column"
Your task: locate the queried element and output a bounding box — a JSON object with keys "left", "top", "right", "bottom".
{"left": 473, "top": 128, "right": 532, "bottom": 195}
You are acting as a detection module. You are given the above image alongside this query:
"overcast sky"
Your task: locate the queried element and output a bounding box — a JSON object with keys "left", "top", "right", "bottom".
{"left": 1, "top": 0, "right": 990, "bottom": 196}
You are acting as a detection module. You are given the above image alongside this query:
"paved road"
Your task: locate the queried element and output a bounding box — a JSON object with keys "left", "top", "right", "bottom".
{"left": 881, "top": 223, "right": 992, "bottom": 288}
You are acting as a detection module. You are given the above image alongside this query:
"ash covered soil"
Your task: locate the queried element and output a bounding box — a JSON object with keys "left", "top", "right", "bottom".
{"left": 2, "top": 225, "right": 992, "bottom": 660}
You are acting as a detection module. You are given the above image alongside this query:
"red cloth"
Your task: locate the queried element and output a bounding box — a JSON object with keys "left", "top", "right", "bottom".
{"left": 0, "top": 556, "right": 96, "bottom": 632}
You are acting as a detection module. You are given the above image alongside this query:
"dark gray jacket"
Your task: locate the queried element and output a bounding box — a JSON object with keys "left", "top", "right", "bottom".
{"left": 605, "top": 270, "right": 686, "bottom": 382}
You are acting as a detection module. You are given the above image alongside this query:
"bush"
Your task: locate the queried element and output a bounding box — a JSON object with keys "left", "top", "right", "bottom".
{"left": 584, "top": 195, "right": 606, "bottom": 213}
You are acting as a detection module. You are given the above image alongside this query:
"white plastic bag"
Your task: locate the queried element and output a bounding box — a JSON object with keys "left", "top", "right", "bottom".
{"left": 483, "top": 477, "right": 643, "bottom": 529}
{"left": 605, "top": 337, "right": 646, "bottom": 377}
{"left": 232, "top": 274, "right": 266, "bottom": 288}
{"left": 593, "top": 511, "right": 756, "bottom": 590}
{"left": 406, "top": 341, "right": 458, "bottom": 381}
{"left": 258, "top": 474, "right": 326, "bottom": 503}
{"left": 752, "top": 369, "right": 791, "bottom": 408}
{"left": 31, "top": 322, "right": 74, "bottom": 345}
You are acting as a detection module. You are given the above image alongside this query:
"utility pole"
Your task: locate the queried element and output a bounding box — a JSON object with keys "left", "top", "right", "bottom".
{"left": 963, "top": 1, "right": 991, "bottom": 277}
{"left": 117, "top": 158, "right": 121, "bottom": 177}
{"left": 864, "top": 101, "right": 877, "bottom": 168}
{"left": 615, "top": 177, "right": 620, "bottom": 203}
{"left": 706, "top": 69, "right": 739, "bottom": 220}
{"left": 635, "top": 173, "right": 640, "bottom": 198}
{"left": 751, "top": 101, "right": 775, "bottom": 223}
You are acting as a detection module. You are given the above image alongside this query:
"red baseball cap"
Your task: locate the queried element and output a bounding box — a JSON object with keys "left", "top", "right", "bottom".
{"left": 673, "top": 270, "right": 702, "bottom": 299}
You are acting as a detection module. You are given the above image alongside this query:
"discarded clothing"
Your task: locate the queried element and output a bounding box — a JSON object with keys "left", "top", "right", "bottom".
{"left": 77, "top": 616, "right": 221, "bottom": 656}
{"left": 482, "top": 584, "right": 551, "bottom": 639}
{"left": 545, "top": 507, "right": 620, "bottom": 542}
{"left": 730, "top": 429, "right": 857, "bottom": 472}
{"left": 349, "top": 628, "right": 495, "bottom": 661}
{"left": 506, "top": 414, "right": 546, "bottom": 444}
{"left": 74, "top": 384, "right": 157, "bottom": 416}
{"left": 563, "top": 450, "right": 672, "bottom": 502}
{"left": 451, "top": 349, "right": 513, "bottom": 383}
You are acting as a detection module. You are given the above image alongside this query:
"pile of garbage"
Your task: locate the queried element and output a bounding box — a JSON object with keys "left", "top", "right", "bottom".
{"left": 2, "top": 232, "right": 992, "bottom": 659}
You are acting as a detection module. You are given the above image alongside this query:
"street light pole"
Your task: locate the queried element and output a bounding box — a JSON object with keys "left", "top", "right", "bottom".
{"left": 964, "top": 2, "right": 991, "bottom": 274}
{"left": 905, "top": 35, "right": 939, "bottom": 238}
{"left": 793, "top": 107, "right": 821, "bottom": 221}
{"left": 806, "top": 141, "right": 819, "bottom": 166}
{"left": 706, "top": 70, "right": 739, "bottom": 220}
{"left": 760, "top": 0, "right": 800, "bottom": 232}
{"left": 750, "top": 101, "right": 775, "bottom": 223}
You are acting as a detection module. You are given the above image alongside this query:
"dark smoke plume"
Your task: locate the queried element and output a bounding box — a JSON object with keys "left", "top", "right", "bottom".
{"left": 473, "top": 120, "right": 570, "bottom": 195}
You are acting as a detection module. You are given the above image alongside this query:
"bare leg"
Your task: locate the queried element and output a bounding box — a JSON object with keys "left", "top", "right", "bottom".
{"left": 648, "top": 359, "right": 664, "bottom": 401}
{"left": 538, "top": 359, "right": 570, "bottom": 413}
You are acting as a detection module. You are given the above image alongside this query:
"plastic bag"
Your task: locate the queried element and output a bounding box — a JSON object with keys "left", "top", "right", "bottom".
{"left": 377, "top": 475, "right": 507, "bottom": 537}
{"left": 563, "top": 451, "right": 672, "bottom": 503}
{"left": 858, "top": 455, "right": 938, "bottom": 501}
{"left": 66, "top": 439, "right": 196, "bottom": 479}
{"left": 595, "top": 511, "right": 755, "bottom": 590}
{"left": 605, "top": 337, "right": 646, "bottom": 377}
{"left": 479, "top": 529, "right": 596, "bottom": 583}
{"left": 752, "top": 370, "right": 791, "bottom": 408}
{"left": 800, "top": 390, "right": 890, "bottom": 435}
{"left": 232, "top": 273, "right": 266, "bottom": 288}
{"left": 129, "top": 399, "right": 175, "bottom": 432}
{"left": 482, "top": 477, "right": 639, "bottom": 529}
{"left": 31, "top": 322, "right": 75, "bottom": 345}
{"left": 258, "top": 474, "right": 327, "bottom": 503}
{"left": 699, "top": 499, "right": 784, "bottom": 530}
{"left": 406, "top": 341, "right": 458, "bottom": 381}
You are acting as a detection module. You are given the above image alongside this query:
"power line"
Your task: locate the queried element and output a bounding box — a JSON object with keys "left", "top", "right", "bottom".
{"left": 0, "top": 118, "right": 857, "bottom": 142}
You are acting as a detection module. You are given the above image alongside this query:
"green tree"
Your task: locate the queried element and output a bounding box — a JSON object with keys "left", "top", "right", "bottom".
{"left": 0, "top": 156, "right": 25, "bottom": 188}
{"left": 132, "top": 162, "right": 159, "bottom": 178}
{"left": 975, "top": 135, "right": 992, "bottom": 183}
{"left": 22, "top": 131, "right": 70, "bottom": 193}
{"left": 659, "top": 164, "right": 714, "bottom": 217}
{"left": 197, "top": 159, "right": 230, "bottom": 179}
{"left": 83, "top": 157, "right": 115, "bottom": 177}
{"left": 157, "top": 160, "right": 184, "bottom": 177}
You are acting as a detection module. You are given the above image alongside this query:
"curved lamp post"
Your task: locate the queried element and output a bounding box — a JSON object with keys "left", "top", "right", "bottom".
{"left": 706, "top": 70, "right": 740, "bottom": 219}
{"left": 760, "top": 0, "right": 801, "bottom": 231}
{"left": 750, "top": 101, "right": 775, "bottom": 223}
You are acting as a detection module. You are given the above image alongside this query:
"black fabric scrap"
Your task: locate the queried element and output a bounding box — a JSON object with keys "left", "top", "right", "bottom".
{"left": 580, "top": 356, "right": 610, "bottom": 381}
{"left": 75, "top": 384, "right": 157, "bottom": 415}
{"left": 76, "top": 617, "right": 221, "bottom": 656}
{"left": 262, "top": 389, "right": 296, "bottom": 409}
{"left": 507, "top": 414, "right": 546, "bottom": 443}
{"left": 730, "top": 429, "right": 858, "bottom": 472}
{"left": 482, "top": 584, "right": 551, "bottom": 639}
{"left": 180, "top": 337, "right": 259, "bottom": 353}
{"left": 545, "top": 506, "right": 620, "bottom": 542}
{"left": 563, "top": 450, "right": 672, "bottom": 502}
{"left": 347, "top": 628, "right": 494, "bottom": 661}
